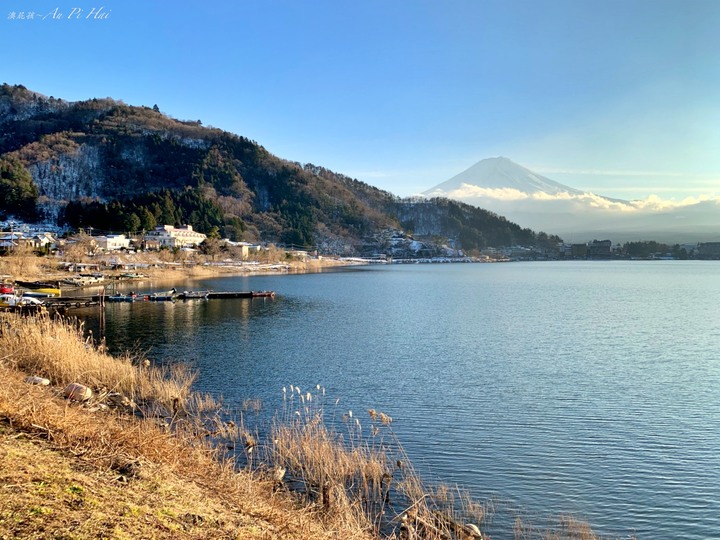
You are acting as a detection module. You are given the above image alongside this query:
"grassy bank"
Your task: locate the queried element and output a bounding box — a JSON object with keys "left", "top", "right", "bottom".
{"left": 0, "top": 315, "right": 495, "bottom": 539}
{"left": 0, "top": 314, "right": 374, "bottom": 540}
{"left": 0, "top": 314, "right": 610, "bottom": 539}
{"left": 0, "top": 314, "right": 490, "bottom": 539}
{"left": 0, "top": 315, "right": 491, "bottom": 539}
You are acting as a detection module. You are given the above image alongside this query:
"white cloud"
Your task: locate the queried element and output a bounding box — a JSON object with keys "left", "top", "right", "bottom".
{"left": 630, "top": 194, "right": 720, "bottom": 211}
{"left": 433, "top": 184, "right": 720, "bottom": 214}
{"left": 443, "top": 184, "right": 529, "bottom": 201}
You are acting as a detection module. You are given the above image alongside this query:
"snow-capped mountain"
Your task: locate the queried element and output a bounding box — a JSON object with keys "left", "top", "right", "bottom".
{"left": 424, "top": 157, "right": 720, "bottom": 243}
{"left": 427, "top": 156, "right": 586, "bottom": 197}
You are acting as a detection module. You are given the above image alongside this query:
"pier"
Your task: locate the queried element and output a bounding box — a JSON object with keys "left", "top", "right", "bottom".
{"left": 7, "top": 288, "right": 277, "bottom": 315}
{"left": 39, "top": 290, "right": 276, "bottom": 309}
{"left": 207, "top": 291, "right": 275, "bottom": 299}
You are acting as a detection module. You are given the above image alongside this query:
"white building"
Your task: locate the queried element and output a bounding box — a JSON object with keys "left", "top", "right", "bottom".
{"left": 32, "top": 232, "right": 57, "bottom": 250}
{"left": 0, "top": 232, "right": 23, "bottom": 249}
{"left": 0, "top": 231, "right": 55, "bottom": 250}
{"left": 95, "top": 234, "right": 130, "bottom": 251}
{"left": 221, "top": 239, "right": 263, "bottom": 259}
{"left": 143, "top": 225, "right": 207, "bottom": 248}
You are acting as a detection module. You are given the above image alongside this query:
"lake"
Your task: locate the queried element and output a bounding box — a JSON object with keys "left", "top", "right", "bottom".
{"left": 83, "top": 261, "right": 720, "bottom": 539}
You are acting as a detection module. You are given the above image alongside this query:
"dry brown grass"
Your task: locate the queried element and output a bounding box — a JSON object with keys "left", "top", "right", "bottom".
{"left": 271, "top": 414, "right": 390, "bottom": 535}
{"left": 268, "top": 388, "right": 489, "bottom": 539}
{"left": 0, "top": 364, "right": 371, "bottom": 539}
{"left": 0, "top": 250, "right": 354, "bottom": 290}
{"left": 0, "top": 250, "right": 58, "bottom": 281}
{"left": 0, "top": 314, "right": 199, "bottom": 418}
{"left": 0, "top": 314, "right": 374, "bottom": 540}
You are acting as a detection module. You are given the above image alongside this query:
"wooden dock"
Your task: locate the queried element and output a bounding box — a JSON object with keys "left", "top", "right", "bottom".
{"left": 207, "top": 291, "right": 275, "bottom": 299}
{"left": 51, "top": 290, "right": 275, "bottom": 302}
{"left": 32, "top": 290, "right": 275, "bottom": 313}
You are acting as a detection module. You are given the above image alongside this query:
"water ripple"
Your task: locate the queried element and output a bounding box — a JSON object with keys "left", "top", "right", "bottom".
{"left": 84, "top": 262, "right": 720, "bottom": 539}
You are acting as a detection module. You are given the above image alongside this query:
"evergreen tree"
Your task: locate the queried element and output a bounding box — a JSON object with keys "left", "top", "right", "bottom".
{"left": 123, "top": 212, "right": 141, "bottom": 233}
{"left": 0, "top": 156, "right": 38, "bottom": 220}
{"left": 139, "top": 207, "right": 156, "bottom": 231}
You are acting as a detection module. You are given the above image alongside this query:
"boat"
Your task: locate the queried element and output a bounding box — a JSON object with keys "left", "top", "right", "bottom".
{"left": 21, "top": 291, "right": 55, "bottom": 298}
{"left": 205, "top": 290, "right": 277, "bottom": 299}
{"left": 177, "top": 290, "right": 210, "bottom": 300}
{"left": 148, "top": 294, "right": 176, "bottom": 302}
{"left": 251, "top": 290, "right": 276, "bottom": 298}
{"left": 0, "top": 293, "right": 19, "bottom": 308}
{"left": 0, "top": 293, "right": 45, "bottom": 309}
{"left": 105, "top": 292, "right": 139, "bottom": 302}
{"left": 0, "top": 283, "right": 14, "bottom": 294}
{"left": 148, "top": 288, "right": 177, "bottom": 301}
{"left": 63, "top": 274, "right": 105, "bottom": 287}
{"left": 119, "top": 272, "right": 147, "bottom": 279}
{"left": 14, "top": 280, "right": 62, "bottom": 297}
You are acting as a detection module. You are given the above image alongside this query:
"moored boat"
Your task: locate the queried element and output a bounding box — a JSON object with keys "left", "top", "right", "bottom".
{"left": 251, "top": 290, "right": 276, "bottom": 298}
{"left": 105, "top": 292, "right": 139, "bottom": 302}
{"left": 0, "top": 293, "right": 45, "bottom": 309}
{"left": 15, "top": 280, "right": 62, "bottom": 297}
{"left": 177, "top": 290, "right": 210, "bottom": 300}
{"left": 148, "top": 288, "right": 177, "bottom": 301}
{"left": 148, "top": 294, "right": 176, "bottom": 301}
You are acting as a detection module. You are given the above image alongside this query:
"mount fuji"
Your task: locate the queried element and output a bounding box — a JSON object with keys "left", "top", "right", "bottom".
{"left": 423, "top": 157, "right": 720, "bottom": 243}
{"left": 427, "top": 156, "right": 587, "bottom": 198}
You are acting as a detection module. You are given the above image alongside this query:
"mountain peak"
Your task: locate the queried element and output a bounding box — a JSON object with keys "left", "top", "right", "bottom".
{"left": 425, "top": 157, "right": 583, "bottom": 197}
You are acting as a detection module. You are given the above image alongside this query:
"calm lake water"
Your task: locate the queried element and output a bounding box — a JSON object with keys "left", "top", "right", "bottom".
{"left": 83, "top": 261, "right": 720, "bottom": 538}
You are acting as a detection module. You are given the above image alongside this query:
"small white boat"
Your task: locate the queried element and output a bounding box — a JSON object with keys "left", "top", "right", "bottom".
{"left": 177, "top": 290, "right": 210, "bottom": 300}
{"left": 0, "top": 293, "right": 45, "bottom": 309}
{"left": 149, "top": 288, "right": 177, "bottom": 302}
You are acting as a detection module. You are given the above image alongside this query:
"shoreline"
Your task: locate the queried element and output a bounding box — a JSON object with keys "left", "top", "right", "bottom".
{"left": 0, "top": 316, "right": 375, "bottom": 540}
{"left": 0, "top": 313, "right": 492, "bottom": 540}
{"left": 0, "top": 254, "right": 615, "bottom": 540}
{"left": 0, "top": 253, "right": 364, "bottom": 291}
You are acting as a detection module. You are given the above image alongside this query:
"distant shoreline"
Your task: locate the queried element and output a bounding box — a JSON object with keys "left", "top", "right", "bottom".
{"left": 1, "top": 254, "right": 362, "bottom": 291}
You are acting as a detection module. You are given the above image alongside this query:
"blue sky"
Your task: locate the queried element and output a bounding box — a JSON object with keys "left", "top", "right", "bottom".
{"left": 2, "top": 0, "right": 720, "bottom": 201}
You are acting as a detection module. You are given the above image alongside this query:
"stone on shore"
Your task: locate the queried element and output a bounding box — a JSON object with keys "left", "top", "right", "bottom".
{"left": 64, "top": 382, "right": 93, "bottom": 401}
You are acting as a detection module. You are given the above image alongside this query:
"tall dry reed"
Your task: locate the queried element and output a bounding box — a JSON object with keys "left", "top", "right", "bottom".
{"left": 266, "top": 385, "right": 488, "bottom": 539}
{"left": 0, "top": 313, "right": 210, "bottom": 418}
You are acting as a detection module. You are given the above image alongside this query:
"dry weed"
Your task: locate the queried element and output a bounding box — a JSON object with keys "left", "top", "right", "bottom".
{"left": 0, "top": 313, "right": 201, "bottom": 417}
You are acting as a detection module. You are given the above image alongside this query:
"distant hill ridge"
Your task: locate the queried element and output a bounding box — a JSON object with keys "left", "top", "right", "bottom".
{"left": 0, "top": 83, "right": 561, "bottom": 256}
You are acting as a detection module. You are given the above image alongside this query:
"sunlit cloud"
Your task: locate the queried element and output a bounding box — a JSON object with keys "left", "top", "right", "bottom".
{"left": 632, "top": 194, "right": 720, "bottom": 211}
{"left": 432, "top": 185, "right": 530, "bottom": 201}
{"left": 430, "top": 183, "right": 720, "bottom": 214}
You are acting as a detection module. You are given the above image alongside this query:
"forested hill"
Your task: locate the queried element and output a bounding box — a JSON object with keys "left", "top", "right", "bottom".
{"left": 0, "top": 84, "right": 561, "bottom": 255}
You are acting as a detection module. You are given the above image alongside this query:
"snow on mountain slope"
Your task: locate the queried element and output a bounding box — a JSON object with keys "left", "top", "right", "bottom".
{"left": 425, "top": 156, "right": 586, "bottom": 197}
